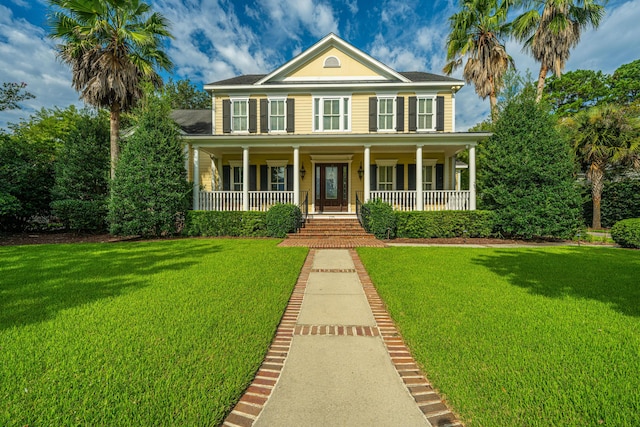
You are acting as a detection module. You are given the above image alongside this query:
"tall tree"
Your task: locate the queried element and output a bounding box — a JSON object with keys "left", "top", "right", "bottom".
{"left": 0, "top": 82, "right": 34, "bottom": 111}
{"left": 164, "top": 78, "right": 211, "bottom": 109}
{"left": 544, "top": 69, "right": 610, "bottom": 117}
{"left": 444, "top": 0, "right": 514, "bottom": 120}
{"left": 608, "top": 59, "right": 640, "bottom": 106}
{"left": 511, "top": 0, "right": 605, "bottom": 102}
{"left": 48, "top": 0, "right": 173, "bottom": 178}
{"left": 565, "top": 105, "right": 640, "bottom": 229}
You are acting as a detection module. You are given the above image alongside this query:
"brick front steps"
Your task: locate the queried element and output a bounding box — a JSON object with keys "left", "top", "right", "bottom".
{"left": 279, "top": 216, "right": 385, "bottom": 248}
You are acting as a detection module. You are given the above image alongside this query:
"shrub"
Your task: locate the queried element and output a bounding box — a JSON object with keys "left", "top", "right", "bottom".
{"left": 583, "top": 179, "right": 640, "bottom": 228}
{"left": 361, "top": 199, "right": 396, "bottom": 239}
{"left": 108, "top": 91, "right": 190, "bottom": 237}
{"left": 478, "top": 87, "right": 583, "bottom": 239}
{"left": 50, "top": 199, "right": 107, "bottom": 233}
{"left": 611, "top": 218, "right": 640, "bottom": 248}
{"left": 184, "top": 211, "right": 268, "bottom": 237}
{"left": 265, "top": 204, "right": 302, "bottom": 238}
{"left": 51, "top": 111, "right": 110, "bottom": 232}
{"left": 395, "top": 210, "right": 496, "bottom": 238}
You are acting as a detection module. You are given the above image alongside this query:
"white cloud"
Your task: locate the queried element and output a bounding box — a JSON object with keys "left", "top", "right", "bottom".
{"left": 256, "top": 0, "right": 339, "bottom": 40}
{"left": 0, "top": 5, "right": 80, "bottom": 129}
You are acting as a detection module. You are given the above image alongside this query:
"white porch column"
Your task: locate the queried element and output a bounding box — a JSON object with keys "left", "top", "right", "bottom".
{"left": 364, "top": 145, "right": 371, "bottom": 202}
{"left": 416, "top": 145, "right": 423, "bottom": 211}
{"left": 469, "top": 145, "right": 477, "bottom": 210}
{"left": 451, "top": 92, "right": 456, "bottom": 132}
{"left": 242, "top": 146, "right": 249, "bottom": 211}
{"left": 210, "top": 155, "right": 218, "bottom": 191}
{"left": 293, "top": 146, "right": 300, "bottom": 205}
{"left": 193, "top": 146, "right": 200, "bottom": 210}
{"left": 444, "top": 155, "right": 451, "bottom": 190}
{"left": 217, "top": 157, "right": 223, "bottom": 190}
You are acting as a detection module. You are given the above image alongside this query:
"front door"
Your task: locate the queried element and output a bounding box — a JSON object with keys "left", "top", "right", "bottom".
{"left": 315, "top": 163, "right": 348, "bottom": 212}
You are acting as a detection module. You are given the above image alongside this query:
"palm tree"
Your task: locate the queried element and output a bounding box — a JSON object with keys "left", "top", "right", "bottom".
{"left": 566, "top": 105, "right": 640, "bottom": 229}
{"left": 511, "top": 0, "right": 605, "bottom": 102}
{"left": 443, "top": 0, "right": 515, "bottom": 120}
{"left": 48, "top": 0, "right": 173, "bottom": 178}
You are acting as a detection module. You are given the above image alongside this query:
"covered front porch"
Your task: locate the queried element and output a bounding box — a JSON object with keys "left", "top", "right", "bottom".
{"left": 187, "top": 133, "right": 480, "bottom": 213}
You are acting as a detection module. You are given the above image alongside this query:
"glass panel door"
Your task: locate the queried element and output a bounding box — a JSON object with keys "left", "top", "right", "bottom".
{"left": 325, "top": 166, "right": 338, "bottom": 200}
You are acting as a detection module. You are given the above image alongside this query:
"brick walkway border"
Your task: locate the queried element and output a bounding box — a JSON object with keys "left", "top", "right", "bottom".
{"left": 223, "top": 248, "right": 462, "bottom": 427}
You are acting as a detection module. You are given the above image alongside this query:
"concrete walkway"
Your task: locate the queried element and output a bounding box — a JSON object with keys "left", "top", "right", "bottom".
{"left": 223, "top": 249, "right": 460, "bottom": 427}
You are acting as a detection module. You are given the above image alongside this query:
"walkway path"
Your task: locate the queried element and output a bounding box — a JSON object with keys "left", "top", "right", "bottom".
{"left": 223, "top": 249, "right": 461, "bottom": 427}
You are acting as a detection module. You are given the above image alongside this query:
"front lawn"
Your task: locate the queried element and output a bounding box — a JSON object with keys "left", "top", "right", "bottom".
{"left": 358, "top": 246, "right": 640, "bottom": 426}
{"left": 0, "top": 239, "right": 307, "bottom": 425}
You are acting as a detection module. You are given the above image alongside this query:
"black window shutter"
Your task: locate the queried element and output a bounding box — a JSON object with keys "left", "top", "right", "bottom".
{"left": 286, "top": 165, "right": 294, "bottom": 191}
{"left": 248, "top": 99, "right": 257, "bottom": 133}
{"left": 222, "top": 100, "right": 231, "bottom": 133}
{"left": 396, "top": 164, "right": 404, "bottom": 190}
{"left": 260, "top": 165, "right": 268, "bottom": 191}
{"left": 260, "top": 99, "right": 268, "bottom": 133}
{"left": 408, "top": 96, "right": 417, "bottom": 131}
{"left": 370, "top": 165, "right": 377, "bottom": 191}
{"left": 223, "top": 165, "right": 231, "bottom": 190}
{"left": 369, "top": 97, "right": 377, "bottom": 132}
{"left": 249, "top": 165, "right": 257, "bottom": 191}
{"left": 286, "top": 98, "right": 295, "bottom": 133}
{"left": 436, "top": 164, "right": 444, "bottom": 190}
{"left": 436, "top": 96, "right": 445, "bottom": 131}
{"left": 407, "top": 164, "right": 416, "bottom": 190}
{"left": 396, "top": 97, "right": 404, "bottom": 132}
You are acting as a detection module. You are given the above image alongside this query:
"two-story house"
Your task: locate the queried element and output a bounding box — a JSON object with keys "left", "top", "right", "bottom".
{"left": 174, "top": 33, "right": 489, "bottom": 215}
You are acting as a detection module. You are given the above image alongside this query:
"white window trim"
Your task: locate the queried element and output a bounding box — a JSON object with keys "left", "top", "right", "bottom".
{"left": 416, "top": 95, "right": 436, "bottom": 132}
{"left": 229, "top": 160, "right": 244, "bottom": 191}
{"left": 230, "top": 98, "right": 249, "bottom": 133}
{"left": 376, "top": 159, "right": 397, "bottom": 190}
{"left": 377, "top": 96, "right": 396, "bottom": 132}
{"left": 422, "top": 159, "right": 437, "bottom": 190}
{"left": 312, "top": 95, "right": 351, "bottom": 132}
{"left": 266, "top": 160, "right": 288, "bottom": 191}
{"left": 268, "top": 97, "right": 287, "bottom": 133}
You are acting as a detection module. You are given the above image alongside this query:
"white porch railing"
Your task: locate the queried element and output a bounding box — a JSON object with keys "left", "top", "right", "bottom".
{"left": 197, "top": 191, "right": 295, "bottom": 211}
{"left": 368, "top": 190, "right": 471, "bottom": 211}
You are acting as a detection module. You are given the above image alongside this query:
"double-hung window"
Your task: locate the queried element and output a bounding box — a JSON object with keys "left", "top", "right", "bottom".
{"left": 422, "top": 160, "right": 437, "bottom": 190}
{"left": 417, "top": 97, "right": 435, "bottom": 131}
{"left": 376, "top": 160, "right": 397, "bottom": 191}
{"left": 231, "top": 99, "right": 248, "bottom": 132}
{"left": 229, "top": 161, "right": 243, "bottom": 191}
{"left": 313, "top": 96, "right": 350, "bottom": 131}
{"left": 378, "top": 97, "right": 395, "bottom": 131}
{"left": 266, "top": 160, "right": 287, "bottom": 191}
{"left": 269, "top": 99, "right": 286, "bottom": 132}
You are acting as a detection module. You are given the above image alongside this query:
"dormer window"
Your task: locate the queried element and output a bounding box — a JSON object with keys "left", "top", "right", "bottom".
{"left": 323, "top": 56, "right": 341, "bottom": 68}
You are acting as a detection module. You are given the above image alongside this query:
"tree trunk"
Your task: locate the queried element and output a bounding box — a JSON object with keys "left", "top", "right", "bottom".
{"left": 110, "top": 103, "right": 121, "bottom": 180}
{"left": 489, "top": 91, "right": 498, "bottom": 122}
{"left": 535, "top": 64, "right": 548, "bottom": 103}
{"left": 590, "top": 163, "right": 604, "bottom": 229}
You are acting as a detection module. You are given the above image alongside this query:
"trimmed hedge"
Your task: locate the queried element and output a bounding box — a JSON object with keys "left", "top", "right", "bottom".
{"left": 266, "top": 203, "right": 302, "bottom": 238}
{"left": 361, "top": 199, "right": 397, "bottom": 239}
{"left": 395, "top": 210, "right": 497, "bottom": 238}
{"left": 583, "top": 179, "right": 640, "bottom": 228}
{"left": 184, "top": 211, "right": 268, "bottom": 237}
{"left": 611, "top": 218, "right": 640, "bottom": 249}
{"left": 51, "top": 199, "right": 107, "bottom": 233}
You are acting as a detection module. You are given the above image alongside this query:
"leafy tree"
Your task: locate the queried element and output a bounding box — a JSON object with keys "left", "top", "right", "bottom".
{"left": 0, "top": 134, "right": 55, "bottom": 230}
{"left": 609, "top": 59, "right": 640, "bottom": 106}
{"left": 478, "top": 86, "right": 583, "bottom": 239}
{"left": 108, "top": 89, "right": 190, "bottom": 237}
{"left": 443, "top": 0, "right": 514, "bottom": 120}
{"left": 0, "top": 82, "right": 34, "bottom": 111}
{"left": 511, "top": 0, "right": 605, "bottom": 101}
{"left": 564, "top": 104, "right": 640, "bottom": 229}
{"left": 164, "top": 78, "right": 210, "bottom": 109}
{"left": 544, "top": 69, "right": 610, "bottom": 116}
{"left": 51, "top": 111, "right": 110, "bottom": 232}
{"left": 48, "top": 0, "right": 173, "bottom": 179}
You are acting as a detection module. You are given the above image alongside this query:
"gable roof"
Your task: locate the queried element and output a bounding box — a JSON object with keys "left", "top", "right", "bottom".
{"left": 208, "top": 71, "right": 459, "bottom": 86}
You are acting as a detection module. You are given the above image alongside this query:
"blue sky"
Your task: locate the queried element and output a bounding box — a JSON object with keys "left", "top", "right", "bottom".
{"left": 1, "top": 0, "right": 639, "bottom": 130}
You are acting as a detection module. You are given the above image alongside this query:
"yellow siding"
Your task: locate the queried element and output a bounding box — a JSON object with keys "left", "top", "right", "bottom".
{"left": 351, "top": 93, "right": 374, "bottom": 133}
{"left": 288, "top": 46, "right": 383, "bottom": 79}
{"left": 214, "top": 96, "right": 223, "bottom": 135}
{"left": 438, "top": 91, "right": 453, "bottom": 132}
{"left": 198, "top": 153, "right": 212, "bottom": 191}
{"left": 291, "top": 94, "right": 312, "bottom": 134}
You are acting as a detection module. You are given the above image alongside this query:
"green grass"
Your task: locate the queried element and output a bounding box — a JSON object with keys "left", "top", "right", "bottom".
{"left": 358, "top": 246, "right": 640, "bottom": 426}
{"left": 0, "top": 239, "right": 307, "bottom": 425}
